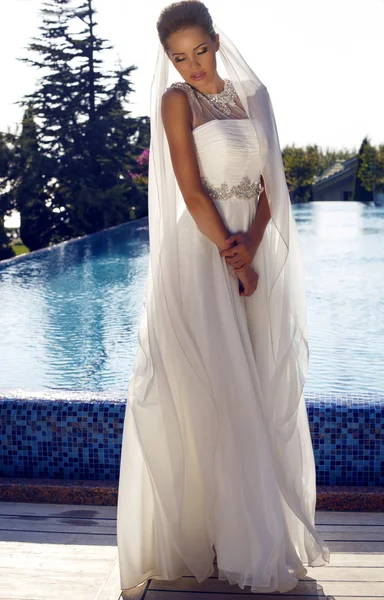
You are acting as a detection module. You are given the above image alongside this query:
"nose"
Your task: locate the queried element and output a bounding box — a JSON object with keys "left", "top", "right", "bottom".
{"left": 189, "top": 55, "right": 201, "bottom": 69}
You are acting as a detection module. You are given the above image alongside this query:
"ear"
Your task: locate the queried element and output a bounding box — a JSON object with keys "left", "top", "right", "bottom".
{"left": 215, "top": 33, "right": 220, "bottom": 52}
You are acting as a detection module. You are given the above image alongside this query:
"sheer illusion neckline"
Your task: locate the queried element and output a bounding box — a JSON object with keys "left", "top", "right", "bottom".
{"left": 189, "top": 77, "right": 230, "bottom": 98}
{"left": 189, "top": 78, "right": 238, "bottom": 116}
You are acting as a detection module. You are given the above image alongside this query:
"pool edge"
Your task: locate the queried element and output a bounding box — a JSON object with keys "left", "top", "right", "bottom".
{"left": 0, "top": 478, "right": 384, "bottom": 511}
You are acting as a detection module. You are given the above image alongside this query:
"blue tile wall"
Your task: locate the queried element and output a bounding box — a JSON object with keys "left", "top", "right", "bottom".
{"left": 307, "top": 392, "right": 384, "bottom": 486}
{"left": 0, "top": 391, "right": 383, "bottom": 485}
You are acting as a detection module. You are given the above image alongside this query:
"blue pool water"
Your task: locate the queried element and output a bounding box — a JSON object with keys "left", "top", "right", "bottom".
{"left": 0, "top": 201, "right": 383, "bottom": 395}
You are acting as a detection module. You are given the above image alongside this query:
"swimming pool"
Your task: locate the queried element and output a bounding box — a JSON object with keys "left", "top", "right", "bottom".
{"left": 0, "top": 201, "right": 383, "bottom": 395}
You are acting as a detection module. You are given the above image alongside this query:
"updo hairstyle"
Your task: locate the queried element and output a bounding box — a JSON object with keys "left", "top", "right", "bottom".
{"left": 156, "top": 1, "right": 216, "bottom": 51}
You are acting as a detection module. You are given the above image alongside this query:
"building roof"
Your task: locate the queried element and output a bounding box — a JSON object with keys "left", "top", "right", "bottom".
{"left": 314, "top": 156, "right": 358, "bottom": 187}
{"left": 315, "top": 160, "right": 345, "bottom": 182}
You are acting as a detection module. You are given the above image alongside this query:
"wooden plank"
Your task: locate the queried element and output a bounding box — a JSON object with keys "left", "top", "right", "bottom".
{"left": 317, "top": 524, "right": 384, "bottom": 533}
{"left": 0, "top": 556, "right": 114, "bottom": 575}
{"left": 0, "top": 501, "right": 117, "bottom": 520}
{"left": 206, "top": 563, "right": 384, "bottom": 581}
{"left": 0, "top": 571, "right": 108, "bottom": 600}
{"left": 0, "top": 541, "right": 116, "bottom": 560}
{"left": 2, "top": 504, "right": 383, "bottom": 525}
{"left": 146, "top": 595, "right": 383, "bottom": 600}
{"left": 325, "top": 540, "right": 384, "bottom": 552}
{"left": 95, "top": 556, "right": 123, "bottom": 600}
{"left": 5, "top": 517, "right": 384, "bottom": 537}
{"left": 7, "top": 520, "right": 384, "bottom": 539}
{"left": 148, "top": 577, "right": 384, "bottom": 595}
{"left": 315, "top": 511, "right": 384, "bottom": 525}
{"left": 311, "top": 553, "right": 384, "bottom": 566}
{"left": 0, "top": 541, "right": 118, "bottom": 599}
{"left": 321, "top": 532, "right": 384, "bottom": 541}
{"left": 0, "top": 516, "right": 116, "bottom": 534}
{"left": 0, "top": 529, "right": 116, "bottom": 545}
{"left": 121, "top": 580, "right": 151, "bottom": 600}
{"left": 3, "top": 502, "right": 384, "bottom": 599}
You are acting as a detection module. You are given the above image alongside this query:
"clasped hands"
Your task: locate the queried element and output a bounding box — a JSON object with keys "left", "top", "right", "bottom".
{"left": 220, "top": 231, "right": 259, "bottom": 297}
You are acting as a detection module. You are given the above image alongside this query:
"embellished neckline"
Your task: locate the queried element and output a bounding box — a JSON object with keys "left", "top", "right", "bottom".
{"left": 198, "top": 78, "right": 237, "bottom": 116}
{"left": 170, "top": 78, "right": 238, "bottom": 116}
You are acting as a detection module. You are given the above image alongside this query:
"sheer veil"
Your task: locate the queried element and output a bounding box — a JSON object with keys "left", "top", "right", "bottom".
{"left": 117, "top": 20, "right": 330, "bottom": 590}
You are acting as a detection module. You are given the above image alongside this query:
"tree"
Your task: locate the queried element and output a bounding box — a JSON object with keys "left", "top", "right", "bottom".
{"left": 358, "top": 141, "right": 384, "bottom": 197}
{"left": 351, "top": 137, "right": 374, "bottom": 203}
{"left": 12, "top": 0, "right": 146, "bottom": 246}
{"left": 282, "top": 145, "right": 322, "bottom": 202}
{"left": 4, "top": 106, "right": 56, "bottom": 251}
{"left": 0, "top": 220, "right": 14, "bottom": 260}
{"left": 0, "top": 132, "right": 16, "bottom": 258}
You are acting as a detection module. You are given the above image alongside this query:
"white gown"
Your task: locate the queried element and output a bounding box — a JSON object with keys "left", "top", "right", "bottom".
{"left": 117, "top": 83, "right": 330, "bottom": 594}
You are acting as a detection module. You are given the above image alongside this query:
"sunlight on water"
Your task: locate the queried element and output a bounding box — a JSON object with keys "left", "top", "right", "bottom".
{"left": 296, "top": 201, "right": 384, "bottom": 394}
{"left": 0, "top": 202, "right": 383, "bottom": 395}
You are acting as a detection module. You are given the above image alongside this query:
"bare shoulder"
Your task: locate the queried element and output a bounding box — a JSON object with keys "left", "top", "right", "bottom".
{"left": 159, "top": 85, "right": 202, "bottom": 201}
{"left": 161, "top": 86, "right": 192, "bottom": 131}
{"left": 162, "top": 86, "right": 188, "bottom": 111}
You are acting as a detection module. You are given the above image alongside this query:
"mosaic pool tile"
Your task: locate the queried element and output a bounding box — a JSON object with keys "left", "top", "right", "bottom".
{"left": 0, "top": 390, "right": 383, "bottom": 487}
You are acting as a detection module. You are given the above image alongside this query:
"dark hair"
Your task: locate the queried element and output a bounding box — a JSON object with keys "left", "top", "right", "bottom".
{"left": 157, "top": 1, "right": 216, "bottom": 50}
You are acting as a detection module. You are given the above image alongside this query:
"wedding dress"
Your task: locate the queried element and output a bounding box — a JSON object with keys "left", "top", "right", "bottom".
{"left": 117, "top": 78, "right": 330, "bottom": 595}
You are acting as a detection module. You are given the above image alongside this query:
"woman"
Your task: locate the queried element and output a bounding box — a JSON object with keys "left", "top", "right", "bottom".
{"left": 117, "top": 0, "right": 330, "bottom": 594}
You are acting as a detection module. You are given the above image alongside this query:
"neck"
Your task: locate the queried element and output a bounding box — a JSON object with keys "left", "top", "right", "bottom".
{"left": 193, "top": 75, "right": 225, "bottom": 95}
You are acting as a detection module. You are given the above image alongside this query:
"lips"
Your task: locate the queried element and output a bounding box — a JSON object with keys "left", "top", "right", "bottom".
{"left": 191, "top": 72, "right": 206, "bottom": 81}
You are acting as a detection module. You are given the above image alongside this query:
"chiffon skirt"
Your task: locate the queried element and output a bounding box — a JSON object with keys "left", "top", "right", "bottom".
{"left": 117, "top": 196, "right": 330, "bottom": 594}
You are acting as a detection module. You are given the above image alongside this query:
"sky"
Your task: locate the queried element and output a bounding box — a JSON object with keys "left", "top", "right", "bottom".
{"left": 1, "top": 0, "right": 383, "bottom": 152}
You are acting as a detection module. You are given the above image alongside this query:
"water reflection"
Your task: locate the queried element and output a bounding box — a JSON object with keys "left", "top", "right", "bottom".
{"left": 0, "top": 219, "right": 149, "bottom": 392}
{"left": 0, "top": 203, "right": 383, "bottom": 395}
{"left": 302, "top": 202, "right": 384, "bottom": 394}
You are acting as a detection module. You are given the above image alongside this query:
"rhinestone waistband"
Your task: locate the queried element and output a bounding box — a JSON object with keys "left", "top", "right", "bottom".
{"left": 201, "top": 175, "right": 261, "bottom": 201}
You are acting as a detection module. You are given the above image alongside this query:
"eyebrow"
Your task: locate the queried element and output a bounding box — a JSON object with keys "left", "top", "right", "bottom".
{"left": 171, "top": 42, "right": 207, "bottom": 56}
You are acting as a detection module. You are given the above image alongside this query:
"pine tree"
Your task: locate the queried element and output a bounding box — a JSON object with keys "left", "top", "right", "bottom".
{"left": 14, "top": 0, "right": 146, "bottom": 243}
{"left": 14, "top": 106, "right": 56, "bottom": 250}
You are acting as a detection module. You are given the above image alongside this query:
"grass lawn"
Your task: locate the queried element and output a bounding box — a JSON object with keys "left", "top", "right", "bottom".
{"left": 11, "top": 241, "right": 30, "bottom": 256}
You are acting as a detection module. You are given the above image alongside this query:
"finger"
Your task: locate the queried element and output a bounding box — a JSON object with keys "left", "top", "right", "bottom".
{"left": 220, "top": 246, "right": 238, "bottom": 256}
{"left": 233, "top": 262, "right": 248, "bottom": 272}
{"left": 220, "top": 243, "right": 239, "bottom": 256}
{"left": 230, "top": 256, "right": 243, "bottom": 266}
{"left": 222, "top": 249, "right": 239, "bottom": 259}
{"left": 225, "top": 257, "right": 240, "bottom": 266}
{"left": 226, "top": 233, "right": 242, "bottom": 243}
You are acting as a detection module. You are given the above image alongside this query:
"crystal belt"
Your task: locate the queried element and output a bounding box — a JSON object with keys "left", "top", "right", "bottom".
{"left": 201, "top": 175, "right": 261, "bottom": 201}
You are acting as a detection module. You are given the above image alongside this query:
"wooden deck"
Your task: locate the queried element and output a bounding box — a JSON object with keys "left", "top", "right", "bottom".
{"left": 1, "top": 501, "right": 384, "bottom": 599}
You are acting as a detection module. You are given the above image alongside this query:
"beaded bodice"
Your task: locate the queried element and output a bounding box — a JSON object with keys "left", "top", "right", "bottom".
{"left": 193, "top": 118, "right": 261, "bottom": 204}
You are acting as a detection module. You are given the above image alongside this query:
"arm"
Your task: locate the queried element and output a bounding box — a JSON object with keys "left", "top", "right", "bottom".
{"left": 161, "top": 88, "right": 236, "bottom": 253}
{"left": 247, "top": 175, "right": 271, "bottom": 253}
{"left": 219, "top": 175, "right": 271, "bottom": 271}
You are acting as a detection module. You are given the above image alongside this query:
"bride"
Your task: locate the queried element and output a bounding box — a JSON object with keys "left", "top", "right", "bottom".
{"left": 117, "top": 0, "right": 331, "bottom": 594}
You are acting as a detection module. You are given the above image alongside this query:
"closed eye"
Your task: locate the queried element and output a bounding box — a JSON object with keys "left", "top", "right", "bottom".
{"left": 175, "top": 47, "right": 208, "bottom": 63}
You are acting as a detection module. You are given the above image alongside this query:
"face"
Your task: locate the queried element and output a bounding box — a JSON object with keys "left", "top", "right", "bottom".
{"left": 165, "top": 25, "right": 220, "bottom": 90}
